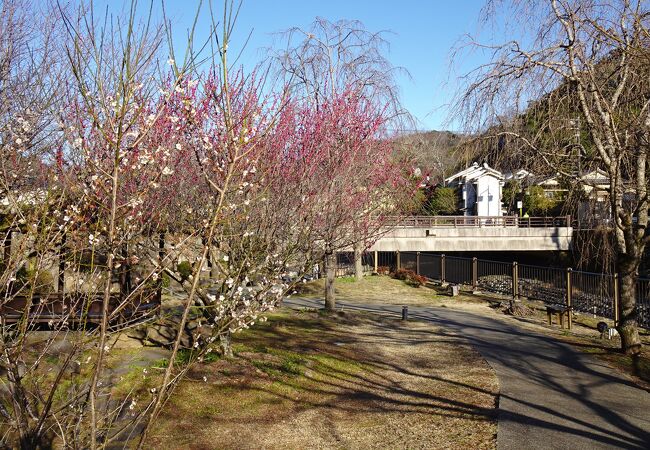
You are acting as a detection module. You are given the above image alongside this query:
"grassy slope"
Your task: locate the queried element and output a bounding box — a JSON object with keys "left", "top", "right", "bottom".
{"left": 295, "top": 275, "right": 484, "bottom": 307}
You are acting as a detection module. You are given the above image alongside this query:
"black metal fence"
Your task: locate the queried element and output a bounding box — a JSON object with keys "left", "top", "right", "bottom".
{"left": 362, "top": 251, "right": 650, "bottom": 330}
{"left": 334, "top": 252, "right": 375, "bottom": 277}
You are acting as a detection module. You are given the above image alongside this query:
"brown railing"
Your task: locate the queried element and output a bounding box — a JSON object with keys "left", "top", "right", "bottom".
{"left": 1, "top": 290, "right": 161, "bottom": 327}
{"left": 385, "top": 215, "right": 572, "bottom": 228}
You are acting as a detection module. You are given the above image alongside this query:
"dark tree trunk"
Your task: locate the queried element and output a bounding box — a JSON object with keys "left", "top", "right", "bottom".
{"left": 324, "top": 251, "right": 336, "bottom": 310}
{"left": 617, "top": 255, "right": 642, "bottom": 355}
{"left": 119, "top": 244, "right": 131, "bottom": 298}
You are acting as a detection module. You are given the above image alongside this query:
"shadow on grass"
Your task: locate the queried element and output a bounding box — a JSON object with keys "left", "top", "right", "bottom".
{"left": 284, "top": 298, "right": 650, "bottom": 450}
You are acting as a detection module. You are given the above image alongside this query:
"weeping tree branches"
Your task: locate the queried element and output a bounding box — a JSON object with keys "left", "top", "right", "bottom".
{"left": 453, "top": 0, "right": 650, "bottom": 354}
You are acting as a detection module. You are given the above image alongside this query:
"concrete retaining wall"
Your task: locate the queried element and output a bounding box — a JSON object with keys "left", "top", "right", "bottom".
{"left": 369, "top": 226, "right": 573, "bottom": 252}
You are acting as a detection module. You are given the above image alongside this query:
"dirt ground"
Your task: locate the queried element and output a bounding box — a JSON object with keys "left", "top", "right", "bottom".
{"left": 146, "top": 308, "right": 498, "bottom": 449}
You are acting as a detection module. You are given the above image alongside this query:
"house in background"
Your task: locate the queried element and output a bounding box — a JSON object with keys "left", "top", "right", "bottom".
{"left": 534, "top": 169, "right": 613, "bottom": 222}
{"left": 503, "top": 168, "right": 533, "bottom": 182}
{"left": 536, "top": 169, "right": 609, "bottom": 200}
{"left": 537, "top": 174, "right": 567, "bottom": 199}
{"left": 445, "top": 162, "right": 504, "bottom": 217}
{"left": 580, "top": 168, "right": 610, "bottom": 202}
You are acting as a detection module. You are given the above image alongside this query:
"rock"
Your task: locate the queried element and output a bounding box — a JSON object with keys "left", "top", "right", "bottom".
{"left": 45, "top": 340, "right": 74, "bottom": 357}
{"left": 180, "top": 334, "right": 192, "bottom": 349}
{"left": 146, "top": 326, "right": 176, "bottom": 347}
{"left": 186, "top": 319, "right": 199, "bottom": 330}
{"left": 127, "top": 327, "right": 147, "bottom": 341}
{"left": 504, "top": 300, "right": 534, "bottom": 317}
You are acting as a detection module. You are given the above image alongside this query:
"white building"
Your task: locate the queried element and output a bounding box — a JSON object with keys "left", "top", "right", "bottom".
{"left": 445, "top": 162, "right": 504, "bottom": 217}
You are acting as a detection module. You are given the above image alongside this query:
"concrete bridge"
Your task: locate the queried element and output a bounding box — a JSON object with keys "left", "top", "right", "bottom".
{"left": 369, "top": 216, "right": 573, "bottom": 252}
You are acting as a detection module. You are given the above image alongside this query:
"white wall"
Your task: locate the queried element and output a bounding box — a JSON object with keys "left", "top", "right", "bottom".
{"left": 369, "top": 226, "right": 573, "bottom": 252}
{"left": 462, "top": 183, "right": 477, "bottom": 216}
{"left": 475, "top": 176, "right": 502, "bottom": 216}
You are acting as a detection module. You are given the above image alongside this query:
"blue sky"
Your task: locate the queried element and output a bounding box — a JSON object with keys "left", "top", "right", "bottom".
{"left": 108, "top": 0, "right": 489, "bottom": 131}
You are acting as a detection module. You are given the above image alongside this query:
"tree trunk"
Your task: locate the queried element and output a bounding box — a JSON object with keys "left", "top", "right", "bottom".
{"left": 354, "top": 243, "right": 363, "bottom": 281}
{"left": 324, "top": 252, "right": 336, "bottom": 310}
{"left": 119, "top": 243, "right": 131, "bottom": 298}
{"left": 617, "top": 257, "right": 642, "bottom": 355}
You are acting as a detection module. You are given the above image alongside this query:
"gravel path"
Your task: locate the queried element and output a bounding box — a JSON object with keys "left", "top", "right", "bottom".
{"left": 286, "top": 297, "right": 650, "bottom": 450}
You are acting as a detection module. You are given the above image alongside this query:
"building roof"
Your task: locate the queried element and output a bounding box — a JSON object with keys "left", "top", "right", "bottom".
{"left": 445, "top": 162, "right": 504, "bottom": 184}
{"left": 503, "top": 169, "right": 533, "bottom": 181}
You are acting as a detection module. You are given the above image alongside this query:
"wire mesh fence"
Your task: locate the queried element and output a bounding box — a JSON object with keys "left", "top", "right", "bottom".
{"left": 334, "top": 252, "right": 374, "bottom": 277}
{"left": 444, "top": 256, "right": 473, "bottom": 285}
{"left": 477, "top": 259, "right": 513, "bottom": 296}
{"left": 400, "top": 252, "right": 418, "bottom": 273}
{"left": 518, "top": 264, "right": 567, "bottom": 305}
{"left": 636, "top": 278, "right": 650, "bottom": 330}
{"left": 332, "top": 250, "right": 649, "bottom": 330}
{"left": 419, "top": 253, "right": 442, "bottom": 280}
{"left": 570, "top": 271, "right": 615, "bottom": 319}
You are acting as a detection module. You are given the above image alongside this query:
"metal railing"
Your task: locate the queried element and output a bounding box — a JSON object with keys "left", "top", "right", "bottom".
{"left": 372, "top": 251, "right": 649, "bottom": 330}
{"left": 636, "top": 278, "right": 650, "bottom": 330}
{"left": 477, "top": 259, "right": 514, "bottom": 297}
{"left": 385, "top": 215, "right": 572, "bottom": 228}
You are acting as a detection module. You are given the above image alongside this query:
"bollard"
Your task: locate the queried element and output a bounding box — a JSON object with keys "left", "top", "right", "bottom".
{"left": 401, "top": 305, "right": 408, "bottom": 320}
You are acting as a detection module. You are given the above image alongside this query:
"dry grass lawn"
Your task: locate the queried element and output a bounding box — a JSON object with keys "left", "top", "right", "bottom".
{"left": 146, "top": 307, "right": 498, "bottom": 449}
{"left": 295, "top": 275, "right": 485, "bottom": 310}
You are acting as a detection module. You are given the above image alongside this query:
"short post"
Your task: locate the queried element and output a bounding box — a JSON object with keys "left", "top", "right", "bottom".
{"left": 472, "top": 257, "right": 478, "bottom": 291}
{"left": 374, "top": 250, "right": 379, "bottom": 273}
{"left": 58, "top": 233, "right": 66, "bottom": 294}
{"left": 566, "top": 268, "right": 573, "bottom": 330}
{"left": 396, "top": 250, "right": 401, "bottom": 271}
{"left": 441, "top": 254, "right": 446, "bottom": 284}
{"left": 613, "top": 273, "right": 620, "bottom": 327}
{"left": 401, "top": 305, "right": 408, "bottom": 320}
{"left": 416, "top": 252, "right": 421, "bottom": 275}
{"left": 512, "top": 262, "right": 519, "bottom": 299}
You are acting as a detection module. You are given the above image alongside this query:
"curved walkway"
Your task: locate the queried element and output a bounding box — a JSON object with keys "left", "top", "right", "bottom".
{"left": 286, "top": 297, "right": 650, "bottom": 449}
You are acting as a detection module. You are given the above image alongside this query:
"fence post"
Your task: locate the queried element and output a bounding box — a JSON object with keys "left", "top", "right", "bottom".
{"left": 613, "top": 273, "right": 620, "bottom": 327}
{"left": 441, "top": 254, "right": 446, "bottom": 284}
{"left": 472, "top": 257, "right": 478, "bottom": 291}
{"left": 396, "top": 250, "right": 401, "bottom": 271}
{"left": 416, "top": 252, "right": 421, "bottom": 275}
{"left": 566, "top": 268, "right": 573, "bottom": 330}
{"left": 374, "top": 250, "right": 378, "bottom": 273}
{"left": 512, "top": 262, "right": 519, "bottom": 299}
